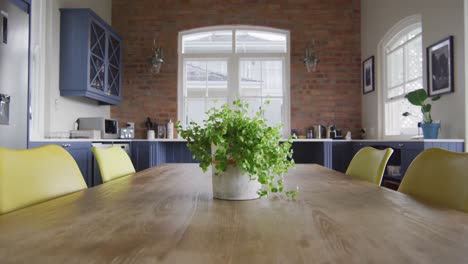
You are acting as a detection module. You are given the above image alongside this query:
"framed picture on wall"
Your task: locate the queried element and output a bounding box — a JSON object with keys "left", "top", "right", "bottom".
{"left": 362, "top": 56, "right": 374, "bottom": 94}
{"left": 426, "top": 36, "right": 454, "bottom": 96}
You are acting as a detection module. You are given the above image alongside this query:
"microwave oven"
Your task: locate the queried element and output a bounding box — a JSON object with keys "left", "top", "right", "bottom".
{"left": 78, "top": 117, "right": 119, "bottom": 139}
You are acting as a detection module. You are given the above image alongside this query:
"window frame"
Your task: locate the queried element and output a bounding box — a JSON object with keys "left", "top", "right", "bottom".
{"left": 378, "top": 15, "right": 422, "bottom": 139}
{"left": 177, "top": 25, "right": 290, "bottom": 136}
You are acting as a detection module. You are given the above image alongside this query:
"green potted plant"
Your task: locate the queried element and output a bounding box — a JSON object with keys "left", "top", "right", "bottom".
{"left": 402, "top": 88, "right": 441, "bottom": 139}
{"left": 177, "top": 99, "right": 297, "bottom": 200}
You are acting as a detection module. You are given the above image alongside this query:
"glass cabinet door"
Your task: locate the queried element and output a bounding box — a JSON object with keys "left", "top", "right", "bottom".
{"left": 107, "top": 32, "right": 121, "bottom": 97}
{"left": 89, "top": 20, "right": 106, "bottom": 92}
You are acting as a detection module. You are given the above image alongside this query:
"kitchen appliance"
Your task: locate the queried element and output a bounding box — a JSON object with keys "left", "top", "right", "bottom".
{"left": 70, "top": 130, "right": 101, "bottom": 139}
{"left": 326, "top": 124, "right": 336, "bottom": 139}
{"left": 120, "top": 128, "right": 134, "bottom": 139}
{"left": 78, "top": 117, "right": 119, "bottom": 139}
{"left": 0, "top": 0, "right": 30, "bottom": 149}
{"left": 335, "top": 129, "right": 343, "bottom": 139}
{"left": 314, "top": 124, "right": 326, "bottom": 139}
{"left": 306, "top": 128, "right": 314, "bottom": 139}
{"left": 120, "top": 122, "right": 134, "bottom": 139}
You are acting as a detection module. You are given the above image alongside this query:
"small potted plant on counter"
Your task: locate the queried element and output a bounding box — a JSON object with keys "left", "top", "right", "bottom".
{"left": 402, "top": 88, "right": 441, "bottom": 139}
{"left": 177, "top": 99, "right": 297, "bottom": 200}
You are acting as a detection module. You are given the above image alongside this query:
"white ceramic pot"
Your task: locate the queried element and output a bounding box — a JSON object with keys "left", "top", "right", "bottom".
{"left": 212, "top": 164, "right": 261, "bottom": 200}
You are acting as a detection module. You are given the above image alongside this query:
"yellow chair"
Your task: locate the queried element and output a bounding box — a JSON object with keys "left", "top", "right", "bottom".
{"left": 92, "top": 146, "right": 135, "bottom": 183}
{"left": 345, "top": 146, "right": 394, "bottom": 185}
{"left": 398, "top": 148, "right": 468, "bottom": 212}
{"left": 0, "top": 145, "right": 87, "bottom": 214}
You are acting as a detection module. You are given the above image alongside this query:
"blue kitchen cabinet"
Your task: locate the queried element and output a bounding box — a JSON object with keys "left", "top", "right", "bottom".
{"left": 131, "top": 142, "right": 153, "bottom": 171}
{"left": 165, "top": 142, "right": 198, "bottom": 163}
{"left": 131, "top": 141, "right": 198, "bottom": 171}
{"left": 59, "top": 8, "right": 122, "bottom": 105}
{"left": 331, "top": 141, "right": 353, "bottom": 173}
{"left": 291, "top": 142, "right": 326, "bottom": 165}
{"left": 28, "top": 141, "right": 93, "bottom": 187}
{"left": 131, "top": 142, "right": 166, "bottom": 171}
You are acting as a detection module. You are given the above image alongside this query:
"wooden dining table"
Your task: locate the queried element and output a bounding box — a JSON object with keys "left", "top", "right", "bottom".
{"left": 1, "top": 164, "right": 467, "bottom": 263}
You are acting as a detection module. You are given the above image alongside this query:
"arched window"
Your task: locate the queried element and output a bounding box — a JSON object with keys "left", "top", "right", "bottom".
{"left": 178, "top": 26, "right": 290, "bottom": 135}
{"left": 381, "top": 16, "right": 422, "bottom": 136}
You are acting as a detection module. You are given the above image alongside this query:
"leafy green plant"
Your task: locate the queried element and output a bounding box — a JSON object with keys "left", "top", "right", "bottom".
{"left": 402, "top": 88, "right": 441, "bottom": 123}
{"left": 177, "top": 99, "right": 297, "bottom": 199}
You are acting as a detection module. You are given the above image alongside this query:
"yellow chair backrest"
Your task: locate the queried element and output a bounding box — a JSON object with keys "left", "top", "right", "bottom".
{"left": 0, "top": 145, "right": 87, "bottom": 214}
{"left": 345, "top": 146, "right": 394, "bottom": 185}
{"left": 92, "top": 146, "right": 135, "bottom": 183}
{"left": 398, "top": 148, "right": 468, "bottom": 212}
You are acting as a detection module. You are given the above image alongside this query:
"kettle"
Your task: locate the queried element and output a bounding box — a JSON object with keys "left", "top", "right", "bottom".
{"left": 314, "top": 124, "right": 326, "bottom": 139}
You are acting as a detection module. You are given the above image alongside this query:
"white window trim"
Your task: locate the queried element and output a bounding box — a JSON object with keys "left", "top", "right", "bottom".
{"left": 177, "top": 25, "right": 291, "bottom": 137}
{"left": 377, "top": 15, "right": 422, "bottom": 139}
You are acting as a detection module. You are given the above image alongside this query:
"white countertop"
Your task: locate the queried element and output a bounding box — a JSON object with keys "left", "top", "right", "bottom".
{"left": 347, "top": 139, "right": 464, "bottom": 142}
{"left": 30, "top": 138, "right": 464, "bottom": 143}
{"left": 30, "top": 138, "right": 186, "bottom": 142}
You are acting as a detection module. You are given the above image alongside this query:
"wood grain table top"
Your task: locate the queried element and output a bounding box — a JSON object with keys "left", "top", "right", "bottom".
{"left": 1, "top": 164, "right": 467, "bottom": 263}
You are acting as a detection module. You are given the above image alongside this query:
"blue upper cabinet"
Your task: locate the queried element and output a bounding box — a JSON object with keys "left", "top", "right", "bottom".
{"left": 59, "top": 8, "right": 122, "bottom": 105}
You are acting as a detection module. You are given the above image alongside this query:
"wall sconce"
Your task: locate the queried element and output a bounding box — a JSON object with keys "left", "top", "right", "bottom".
{"left": 303, "top": 42, "right": 319, "bottom": 72}
{"left": 149, "top": 39, "right": 163, "bottom": 74}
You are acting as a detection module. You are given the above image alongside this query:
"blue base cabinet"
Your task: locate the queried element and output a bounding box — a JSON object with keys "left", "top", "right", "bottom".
{"left": 28, "top": 141, "right": 93, "bottom": 187}
{"left": 131, "top": 142, "right": 198, "bottom": 171}
{"left": 331, "top": 142, "right": 353, "bottom": 173}
{"left": 291, "top": 142, "right": 326, "bottom": 165}
{"left": 165, "top": 142, "right": 198, "bottom": 163}
{"left": 59, "top": 8, "right": 122, "bottom": 105}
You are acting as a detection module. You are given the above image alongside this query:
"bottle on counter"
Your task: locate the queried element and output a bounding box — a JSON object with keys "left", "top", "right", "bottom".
{"left": 167, "top": 119, "right": 174, "bottom": 139}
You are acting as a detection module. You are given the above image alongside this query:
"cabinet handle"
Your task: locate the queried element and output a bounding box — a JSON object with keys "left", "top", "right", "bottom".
{"left": 398, "top": 143, "right": 404, "bottom": 147}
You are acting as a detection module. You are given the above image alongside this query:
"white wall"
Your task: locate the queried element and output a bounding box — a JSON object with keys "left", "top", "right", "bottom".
{"left": 30, "top": 0, "right": 112, "bottom": 139}
{"left": 361, "top": 0, "right": 465, "bottom": 139}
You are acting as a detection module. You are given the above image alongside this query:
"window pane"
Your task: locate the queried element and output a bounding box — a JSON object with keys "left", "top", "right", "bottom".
{"left": 242, "top": 98, "right": 262, "bottom": 118}
{"left": 186, "top": 99, "right": 206, "bottom": 126}
{"left": 388, "top": 86, "right": 404, "bottom": 99}
{"left": 406, "top": 36, "right": 422, "bottom": 80}
{"left": 240, "top": 61, "right": 262, "bottom": 96}
{"left": 186, "top": 61, "right": 206, "bottom": 97}
{"left": 387, "top": 48, "right": 404, "bottom": 88}
{"left": 207, "top": 98, "right": 227, "bottom": 110}
{"left": 385, "top": 98, "right": 420, "bottom": 135}
{"left": 182, "top": 31, "right": 232, "bottom": 53}
{"left": 207, "top": 61, "right": 228, "bottom": 97}
{"left": 180, "top": 27, "right": 289, "bottom": 133}
{"left": 384, "top": 23, "right": 422, "bottom": 136}
{"left": 236, "top": 30, "right": 286, "bottom": 53}
{"left": 405, "top": 78, "right": 423, "bottom": 94}
{"left": 262, "top": 61, "right": 283, "bottom": 96}
{"left": 263, "top": 99, "right": 283, "bottom": 128}
{"left": 240, "top": 60, "right": 283, "bottom": 97}
{"left": 185, "top": 60, "right": 228, "bottom": 97}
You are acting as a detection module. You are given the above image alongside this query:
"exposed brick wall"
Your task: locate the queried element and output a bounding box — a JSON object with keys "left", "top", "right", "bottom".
{"left": 111, "top": 0, "right": 361, "bottom": 139}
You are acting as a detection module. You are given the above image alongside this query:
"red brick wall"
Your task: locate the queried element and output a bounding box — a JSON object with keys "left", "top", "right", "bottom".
{"left": 111, "top": 0, "right": 361, "bottom": 139}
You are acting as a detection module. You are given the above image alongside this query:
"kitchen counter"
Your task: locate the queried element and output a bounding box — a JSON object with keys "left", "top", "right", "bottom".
{"left": 30, "top": 138, "right": 465, "bottom": 143}
{"left": 29, "top": 138, "right": 187, "bottom": 142}
{"left": 28, "top": 138, "right": 464, "bottom": 189}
